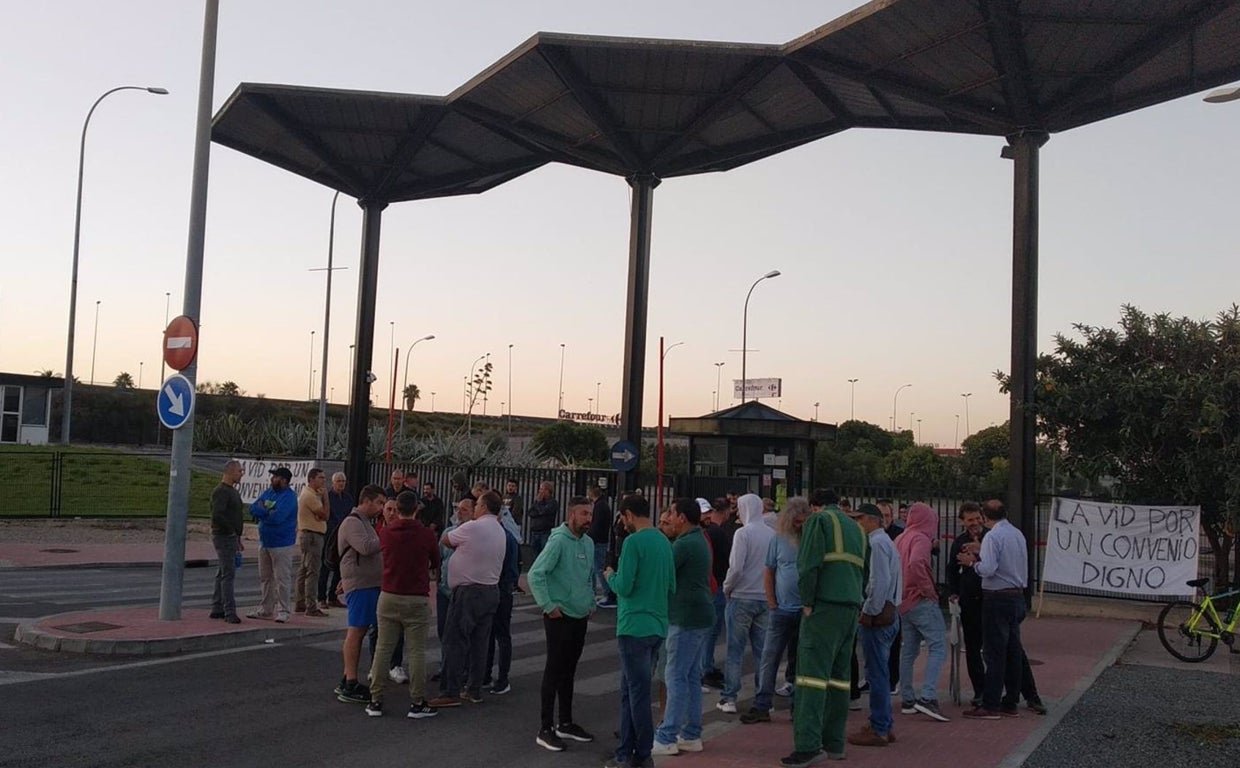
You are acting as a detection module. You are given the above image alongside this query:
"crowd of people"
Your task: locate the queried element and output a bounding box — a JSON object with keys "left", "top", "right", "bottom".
{"left": 208, "top": 461, "right": 1040, "bottom": 766}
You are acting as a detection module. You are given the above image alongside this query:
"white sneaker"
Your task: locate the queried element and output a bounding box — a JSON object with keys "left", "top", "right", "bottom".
{"left": 676, "top": 738, "right": 703, "bottom": 752}
{"left": 849, "top": 698, "right": 863, "bottom": 711}
{"left": 716, "top": 700, "right": 737, "bottom": 714}
{"left": 775, "top": 682, "right": 794, "bottom": 697}
{"left": 389, "top": 666, "right": 410, "bottom": 684}
{"left": 651, "top": 741, "right": 680, "bottom": 756}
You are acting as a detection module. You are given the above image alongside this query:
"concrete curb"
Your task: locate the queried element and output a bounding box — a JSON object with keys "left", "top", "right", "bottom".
{"left": 0, "top": 558, "right": 254, "bottom": 571}
{"left": 13, "top": 620, "right": 341, "bottom": 656}
{"left": 996, "top": 621, "right": 1142, "bottom": 768}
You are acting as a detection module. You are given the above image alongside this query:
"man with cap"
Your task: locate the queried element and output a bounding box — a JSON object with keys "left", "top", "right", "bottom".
{"left": 248, "top": 466, "right": 299, "bottom": 622}
{"left": 847, "top": 503, "right": 902, "bottom": 747}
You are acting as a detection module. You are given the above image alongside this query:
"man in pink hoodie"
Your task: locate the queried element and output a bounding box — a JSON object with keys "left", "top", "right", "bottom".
{"left": 894, "top": 502, "right": 949, "bottom": 722}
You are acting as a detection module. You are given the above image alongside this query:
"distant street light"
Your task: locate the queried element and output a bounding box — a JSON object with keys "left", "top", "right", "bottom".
{"left": 847, "top": 378, "right": 859, "bottom": 421}
{"left": 955, "top": 414, "right": 961, "bottom": 448}
{"left": 558, "top": 343, "right": 566, "bottom": 416}
{"left": 62, "top": 84, "right": 169, "bottom": 444}
{"left": 813, "top": 401, "right": 820, "bottom": 421}
{"left": 892, "top": 383, "right": 911, "bottom": 434}
{"left": 657, "top": 338, "right": 685, "bottom": 513}
{"left": 507, "top": 343, "right": 514, "bottom": 433}
{"left": 741, "top": 270, "right": 780, "bottom": 403}
{"left": 308, "top": 330, "right": 315, "bottom": 400}
{"left": 917, "top": 418, "right": 923, "bottom": 443}
{"left": 89, "top": 300, "right": 101, "bottom": 385}
{"left": 961, "top": 392, "right": 973, "bottom": 436}
{"left": 138, "top": 361, "right": 144, "bottom": 389}
{"left": 714, "top": 362, "right": 726, "bottom": 410}
{"left": 399, "top": 334, "right": 435, "bottom": 433}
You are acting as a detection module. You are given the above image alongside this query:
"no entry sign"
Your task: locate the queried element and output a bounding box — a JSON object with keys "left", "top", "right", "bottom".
{"left": 163, "top": 315, "right": 199, "bottom": 371}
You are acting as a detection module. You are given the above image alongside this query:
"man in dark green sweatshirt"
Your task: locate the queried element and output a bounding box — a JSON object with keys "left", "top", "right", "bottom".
{"left": 603, "top": 494, "right": 675, "bottom": 768}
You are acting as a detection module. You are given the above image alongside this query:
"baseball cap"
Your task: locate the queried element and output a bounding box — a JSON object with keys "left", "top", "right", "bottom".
{"left": 696, "top": 498, "right": 712, "bottom": 514}
{"left": 269, "top": 466, "right": 293, "bottom": 481}
{"left": 855, "top": 503, "right": 882, "bottom": 520}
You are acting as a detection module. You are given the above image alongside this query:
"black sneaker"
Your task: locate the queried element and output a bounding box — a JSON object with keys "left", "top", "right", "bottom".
{"left": 365, "top": 700, "right": 383, "bottom": 717}
{"left": 701, "top": 671, "right": 724, "bottom": 690}
{"left": 555, "top": 723, "right": 594, "bottom": 742}
{"left": 780, "top": 749, "right": 824, "bottom": 767}
{"left": 209, "top": 611, "right": 225, "bottom": 619}
{"left": 1026, "top": 699, "right": 1048, "bottom": 715}
{"left": 536, "top": 728, "right": 566, "bottom": 752}
{"left": 739, "top": 708, "right": 771, "bottom": 724}
{"left": 333, "top": 677, "right": 347, "bottom": 696}
{"left": 407, "top": 700, "right": 438, "bottom": 719}
{"left": 337, "top": 681, "right": 370, "bottom": 705}
{"left": 914, "top": 698, "right": 950, "bottom": 722}
{"left": 223, "top": 615, "right": 241, "bottom": 624}
{"left": 490, "top": 681, "right": 512, "bottom": 695}
{"left": 461, "top": 691, "right": 484, "bottom": 704}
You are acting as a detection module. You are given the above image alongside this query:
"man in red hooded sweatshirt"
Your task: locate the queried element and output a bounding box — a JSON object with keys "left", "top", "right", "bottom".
{"left": 894, "top": 502, "right": 949, "bottom": 722}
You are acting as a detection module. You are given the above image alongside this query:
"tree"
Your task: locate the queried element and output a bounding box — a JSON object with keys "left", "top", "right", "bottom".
{"left": 998, "top": 305, "right": 1240, "bottom": 587}
{"left": 217, "top": 381, "right": 243, "bottom": 397}
{"left": 403, "top": 383, "right": 420, "bottom": 411}
{"left": 464, "top": 359, "right": 493, "bottom": 433}
{"left": 531, "top": 421, "right": 608, "bottom": 465}
{"left": 113, "top": 372, "right": 135, "bottom": 390}
{"left": 35, "top": 368, "right": 58, "bottom": 377}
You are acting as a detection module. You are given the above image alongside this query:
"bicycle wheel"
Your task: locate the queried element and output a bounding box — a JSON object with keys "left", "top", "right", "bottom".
{"left": 1157, "top": 600, "right": 1219, "bottom": 662}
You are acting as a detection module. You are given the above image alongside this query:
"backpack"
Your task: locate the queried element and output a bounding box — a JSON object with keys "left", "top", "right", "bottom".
{"left": 324, "top": 514, "right": 356, "bottom": 570}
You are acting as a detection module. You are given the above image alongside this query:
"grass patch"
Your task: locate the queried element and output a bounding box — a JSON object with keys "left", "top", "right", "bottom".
{"left": 1169, "top": 721, "right": 1240, "bottom": 745}
{"left": 0, "top": 445, "right": 217, "bottom": 518}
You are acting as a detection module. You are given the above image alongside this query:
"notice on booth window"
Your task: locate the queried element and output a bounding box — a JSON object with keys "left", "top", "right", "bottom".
{"left": 1042, "top": 497, "right": 1199, "bottom": 597}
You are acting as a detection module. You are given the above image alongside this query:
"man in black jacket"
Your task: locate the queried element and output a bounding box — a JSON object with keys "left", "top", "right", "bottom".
{"left": 210, "top": 459, "right": 245, "bottom": 623}
{"left": 527, "top": 481, "right": 560, "bottom": 560}
{"left": 587, "top": 485, "right": 615, "bottom": 607}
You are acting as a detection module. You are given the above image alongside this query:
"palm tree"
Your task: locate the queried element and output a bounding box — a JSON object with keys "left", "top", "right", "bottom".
{"left": 403, "top": 383, "right": 420, "bottom": 411}
{"left": 35, "top": 368, "right": 58, "bottom": 377}
{"left": 113, "top": 372, "right": 135, "bottom": 389}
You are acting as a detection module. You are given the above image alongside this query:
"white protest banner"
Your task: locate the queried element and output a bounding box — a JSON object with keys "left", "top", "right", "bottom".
{"left": 237, "top": 458, "right": 316, "bottom": 504}
{"left": 1042, "top": 497, "right": 1200, "bottom": 597}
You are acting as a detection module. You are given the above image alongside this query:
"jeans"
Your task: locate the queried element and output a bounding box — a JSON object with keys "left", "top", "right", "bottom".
{"left": 981, "top": 591, "right": 1026, "bottom": 711}
{"left": 859, "top": 620, "right": 899, "bottom": 737}
{"left": 529, "top": 530, "right": 551, "bottom": 561}
{"left": 485, "top": 589, "right": 514, "bottom": 686}
{"left": 722, "top": 597, "right": 768, "bottom": 701}
{"left": 899, "top": 600, "right": 947, "bottom": 704}
{"left": 753, "top": 608, "right": 801, "bottom": 712}
{"left": 440, "top": 584, "right": 499, "bottom": 697}
{"left": 702, "top": 590, "right": 726, "bottom": 677}
{"left": 540, "top": 615, "right": 589, "bottom": 729}
{"left": 256, "top": 545, "right": 295, "bottom": 617}
{"left": 210, "top": 534, "right": 239, "bottom": 617}
{"left": 616, "top": 634, "right": 662, "bottom": 764}
{"left": 367, "top": 594, "right": 430, "bottom": 703}
{"left": 593, "top": 543, "right": 614, "bottom": 601}
{"left": 294, "top": 530, "right": 323, "bottom": 608}
{"left": 655, "top": 625, "right": 711, "bottom": 745}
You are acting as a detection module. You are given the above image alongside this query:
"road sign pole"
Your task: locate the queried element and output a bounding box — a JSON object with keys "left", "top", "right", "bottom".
{"left": 159, "top": 0, "right": 218, "bottom": 622}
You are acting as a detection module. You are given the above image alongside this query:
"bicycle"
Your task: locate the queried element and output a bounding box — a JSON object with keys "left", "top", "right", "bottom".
{"left": 1156, "top": 578, "right": 1239, "bottom": 662}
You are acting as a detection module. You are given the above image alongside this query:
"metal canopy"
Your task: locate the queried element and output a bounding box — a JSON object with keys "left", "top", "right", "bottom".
{"left": 787, "top": 0, "right": 1240, "bottom": 136}
{"left": 671, "top": 401, "right": 837, "bottom": 442}
{"left": 211, "top": 83, "right": 548, "bottom": 203}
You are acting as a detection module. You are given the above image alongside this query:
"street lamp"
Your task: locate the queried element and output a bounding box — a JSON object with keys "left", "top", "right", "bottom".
{"left": 311, "top": 189, "right": 347, "bottom": 462}
{"left": 741, "top": 270, "right": 780, "bottom": 403}
{"left": 588, "top": 397, "right": 594, "bottom": 413}
{"left": 813, "top": 401, "right": 820, "bottom": 421}
{"left": 507, "top": 343, "right": 514, "bottom": 433}
{"left": 399, "top": 334, "right": 435, "bottom": 433}
{"left": 916, "top": 418, "right": 923, "bottom": 443}
{"left": 308, "top": 330, "right": 315, "bottom": 400}
{"left": 557, "top": 343, "right": 566, "bottom": 417}
{"left": 892, "top": 383, "right": 911, "bottom": 434}
{"left": 596, "top": 381, "right": 602, "bottom": 412}
{"left": 847, "top": 378, "right": 859, "bottom": 421}
{"left": 955, "top": 414, "right": 960, "bottom": 448}
{"left": 657, "top": 338, "right": 685, "bottom": 513}
{"left": 431, "top": 391, "right": 436, "bottom": 412}
{"left": 62, "top": 84, "right": 169, "bottom": 444}
{"left": 138, "top": 361, "right": 144, "bottom": 389}
{"left": 158, "top": 290, "right": 171, "bottom": 393}
{"left": 961, "top": 392, "right": 973, "bottom": 436}
{"left": 89, "top": 300, "right": 101, "bottom": 385}
{"left": 909, "top": 411, "right": 915, "bottom": 431}
{"left": 714, "top": 362, "right": 726, "bottom": 410}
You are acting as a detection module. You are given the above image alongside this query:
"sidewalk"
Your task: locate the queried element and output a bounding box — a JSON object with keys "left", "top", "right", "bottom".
{"left": 675, "top": 616, "right": 1140, "bottom": 768}
{"left": 0, "top": 540, "right": 222, "bottom": 569}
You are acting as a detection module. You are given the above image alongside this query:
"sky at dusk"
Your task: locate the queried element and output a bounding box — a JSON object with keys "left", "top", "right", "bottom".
{"left": 1, "top": 1, "right": 1238, "bottom": 448}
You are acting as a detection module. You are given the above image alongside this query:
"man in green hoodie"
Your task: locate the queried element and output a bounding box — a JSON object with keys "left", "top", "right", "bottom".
{"left": 529, "top": 496, "right": 598, "bottom": 752}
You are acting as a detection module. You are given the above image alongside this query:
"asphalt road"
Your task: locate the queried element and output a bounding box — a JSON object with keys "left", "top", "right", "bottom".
{"left": 0, "top": 566, "right": 741, "bottom": 768}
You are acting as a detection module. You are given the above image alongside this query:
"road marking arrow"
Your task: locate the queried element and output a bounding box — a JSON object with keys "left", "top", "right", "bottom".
{"left": 165, "top": 385, "right": 185, "bottom": 417}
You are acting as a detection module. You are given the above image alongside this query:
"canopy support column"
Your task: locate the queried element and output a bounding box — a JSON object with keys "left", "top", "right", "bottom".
{"left": 617, "top": 173, "right": 660, "bottom": 494}
{"left": 345, "top": 200, "right": 387, "bottom": 495}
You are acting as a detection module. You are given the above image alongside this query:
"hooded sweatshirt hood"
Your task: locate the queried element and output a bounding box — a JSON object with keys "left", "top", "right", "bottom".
{"left": 723, "top": 493, "right": 776, "bottom": 600}
{"left": 895, "top": 501, "right": 938, "bottom": 612}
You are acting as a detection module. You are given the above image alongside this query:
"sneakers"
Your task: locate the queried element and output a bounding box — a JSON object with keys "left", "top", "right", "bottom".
{"left": 490, "top": 681, "right": 512, "bottom": 695}
{"left": 857, "top": 680, "right": 870, "bottom": 693}
{"left": 461, "top": 691, "right": 484, "bottom": 704}
{"left": 537, "top": 728, "right": 567, "bottom": 752}
{"left": 305, "top": 607, "right": 328, "bottom": 618}
{"left": 701, "top": 671, "right": 724, "bottom": 689}
{"left": 1027, "top": 699, "right": 1048, "bottom": 715}
{"left": 294, "top": 601, "right": 306, "bottom": 613}
{"left": 650, "top": 741, "right": 679, "bottom": 756}
{"left": 676, "top": 738, "right": 703, "bottom": 753}
{"left": 427, "top": 695, "right": 462, "bottom": 708}
{"left": 246, "top": 610, "right": 272, "bottom": 620}
{"left": 274, "top": 612, "right": 290, "bottom": 623}
{"left": 849, "top": 697, "right": 863, "bottom": 711}
{"left": 739, "top": 708, "right": 771, "bottom": 724}
{"left": 596, "top": 599, "right": 617, "bottom": 609}
{"left": 333, "top": 677, "right": 347, "bottom": 696}
{"left": 914, "top": 698, "right": 949, "bottom": 722}
{"left": 555, "top": 723, "right": 594, "bottom": 742}
{"left": 900, "top": 701, "right": 917, "bottom": 714}
{"left": 407, "top": 700, "right": 438, "bottom": 719}
{"left": 776, "top": 682, "right": 794, "bottom": 697}
{"left": 962, "top": 706, "right": 1001, "bottom": 720}
{"left": 999, "top": 705, "right": 1021, "bottom": 718}
{"left": 209, "top": 611, "right": 225, "bottom": 619}
{"left": 847, "top": 725, "right": 889, "bottom": 748}
{"left": 223, "top": 615, "right": 241, "bottom": 624}
{"left": 716, "top": 700, "right": 738, "bottom": 714}
{"left": 780, "top": 749, "right": 825, "bottom": 768}
{"left": 336, "top": 681, "right": 370, "bottom": 704}
{"left": 389, "top": 666, "right": 410, "bottom": 684}
{"left": 365, "top": 700, "right": 384, "bottom": 717}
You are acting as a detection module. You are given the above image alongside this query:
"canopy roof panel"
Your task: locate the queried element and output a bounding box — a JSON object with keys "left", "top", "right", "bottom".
{"left": 211, "top": 83, "right": 548, "bottom": 203}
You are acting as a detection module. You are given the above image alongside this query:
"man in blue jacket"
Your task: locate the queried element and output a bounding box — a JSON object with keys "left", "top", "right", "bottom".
{"left": 248, "top": 466, "right": 299, "bottom": 622}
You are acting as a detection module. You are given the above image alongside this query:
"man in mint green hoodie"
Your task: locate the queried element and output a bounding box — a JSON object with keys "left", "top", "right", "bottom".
{"left": 603, "top": 494, "right": 675, "bottom": 768}
{"left": 529, "top": 496, "right": 598, "bottom": 753}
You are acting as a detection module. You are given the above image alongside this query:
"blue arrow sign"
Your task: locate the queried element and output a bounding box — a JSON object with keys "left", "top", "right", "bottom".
{"left": 157, "top": 373, "right": 196, "bottom": 430}
{"left": 610, "top": 439, "right": 639, "bottom": 472}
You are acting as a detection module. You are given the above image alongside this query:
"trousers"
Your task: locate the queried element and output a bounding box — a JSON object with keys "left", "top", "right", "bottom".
{"left": 793, "top": 605, "right": 858, "bottom": 756}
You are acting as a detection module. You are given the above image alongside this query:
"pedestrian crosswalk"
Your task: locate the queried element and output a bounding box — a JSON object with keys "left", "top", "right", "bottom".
{"left": 0, "top": 566, "right": 264, "bottom": 617}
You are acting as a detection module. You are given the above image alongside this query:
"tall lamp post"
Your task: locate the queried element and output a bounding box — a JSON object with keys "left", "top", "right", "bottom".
{"left": 62, "top": 84, "right": 169, "bottom": 444}
{"left": 892, "top": 383, "right": 911, "bottom": 434}
{"left": 311, "top": 189, "right": 347, "bottom": 462}
{"left": 89, "top": 300, "right": 101, "bottom": 385}
{"left": 308, "top": 330, "right": 315, "bottom": 400}
{"left": 507, "top": 343, "right": 514, "bottom": 433}
{"left": 847, "top": 377, "right": 859, "bottom": 421}
{"left": 955, "top": 414, "right": 961, "bottom": 448}
{"left": 713, "top": 362, "right": 726, "bottom": 410}
{"left": 741, "top": 270, "right": 780, "bottom": 403}
{"left": 557, "top": 343, "right": 566, "bottom": 417}
{"left": 961, "top": 392, "right": 972, "bottom": 436}
{"left": 813, "top": 401, "right": 820, "bottom": 421}
{"left": 657, "top": 337, "right": 685, "bottom": 514}
{"left": 399, "top": 334, "right": 435, "bottom": 433}
{"left": 159, "top": 291, "right": 171, "bottom": 391}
